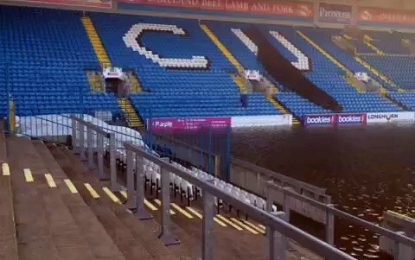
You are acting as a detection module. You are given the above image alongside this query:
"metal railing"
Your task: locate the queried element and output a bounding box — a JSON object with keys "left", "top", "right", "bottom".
{"left": 266, "top": 181, "right": 415, "bottom": 259}
{"left": 123, "top": 141, "right": 354, "bottom": 260}
{"left": 71, "top": 115, "right": 124, "bottom": 191}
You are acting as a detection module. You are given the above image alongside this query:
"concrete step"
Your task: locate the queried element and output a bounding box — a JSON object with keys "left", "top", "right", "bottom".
{"left": 49, "top": 145, "right": 196, "bottom": 259}
{"left": 7, "top": 136, "right": 125, "bottom": 259}
{"left": 0, "top": 125, "right": 18, "bottom": 260}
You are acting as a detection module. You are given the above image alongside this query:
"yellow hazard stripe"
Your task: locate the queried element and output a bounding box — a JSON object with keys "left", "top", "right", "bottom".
{"left": 2, "top": 163, "right": 10, "bottom": 176}
{"left": 84, "top": 183, "right": 100, "bottom": 199}
{"left": 144, "top": 199, "right": 158, "bottom": 211}
{"left": 171, "top": 203, "right": 193, "bottom": 219}
{"left": 154, "top": 199, "right": 175, "bottom": 215}
{"left": 120, "top": 191, "right": 127, "bottom": 199}
{"left": 230, "top": 218, "right": 259, "bottom": 235}
{"left": 242, "top": 219, "right": 266, "bottom": 234}
{"left": 64, "top": 179, "right": 78, "bottom": 194}
{"left": 213, "top": 216, "right": 227, "bottom": 227}
{"left": 45, "top": 173, "right": 57, "bottom": 188}
{"left": 186, "top": 207, "right": 203, "bottom": 219}
{"left": 216, "top": 215, "right": 243, "bottom": 231}
{"left": 103, "top": 187, "right": 121, "bottom": 204}
{"left": 23, "top": 168, "right": 34, "bottom": 183}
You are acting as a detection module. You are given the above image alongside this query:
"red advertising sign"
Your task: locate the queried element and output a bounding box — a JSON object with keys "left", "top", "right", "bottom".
{"left": 119, "top": 0, "right": 313, "bottom": 18}
{"left": 13, "top": 0, "right": 112, "bottom": 9}
{"left": 359, "top": 8, "right": 415, "bottom": 25}
{"left": 149, "top": 117, "right": 231, "bottom": 131}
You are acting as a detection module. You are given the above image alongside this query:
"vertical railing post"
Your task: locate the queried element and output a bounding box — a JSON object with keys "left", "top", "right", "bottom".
{"left": 326, "top": 204, "right": 335, "bottom": 245}
{"left": 282, "top": 188, "right": 291, "bottom": 221}
{"left": 80, "top": 122, "right": 87, "bottom": 161}
{"left": 87, "top": 127, "right": 95, "bottom": 170}
{"left": 97, "top": 133, "right": 105, "bottom": 180}
{"left": 135, "top": 155, "right": 152, "bottom": 220}
{"left": 126, "top": 148, "right": 137, "bottom": 209}
{"left": 109, "top": 133, "right": 120, "bottom": 191}
{"left": 158, "top": 166, "right": 180, "bottom": 246}
{"left": 71, "top": 118, "right": 79, "bottom": 153}
{"left": 394, "top": 231, "right": 405, "bottom": 260}
{"left": 266, "top": 181, "right": 287, "bottom": 260}
{"left": 202, "top": 184, "right": 215, "bottom": 260}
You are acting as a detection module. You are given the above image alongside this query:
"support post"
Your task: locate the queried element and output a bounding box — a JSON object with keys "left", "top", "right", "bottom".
{"left": 97, "top": 133, "right": 106, "bottom": 180}
{"left": 394, "top": 231, "right": 405, "bottom": 260}
{"left": 109, "top": 133, "right": 120, "bottom": 191}
{"left": 268, "top": 212, "right": 288, "bottom": 260}
{"left": 80, "top": 123, "right": 87, "bottom": 161}
{"left": 71, "top": 119, "right": 79, "bottom": 153}
{"left": 135, "top": 155, "right": 153, "bottom": 220}
{"left": 202, "top": 186, "right": 215, "bottom": 260}
{"left": 326, "top": 204, "right": 335, "bottom": 245}
{"left": 159, "top": 167, "right": 180, "bottom": 246}
{"left": 282, "top": 188, "right": 291, "bottom": 221}
{"left": 126, "top": 149, "right": 137, "bottom": 209}
{"left": 87, "top": 128, "right": 95, "bottom": 170}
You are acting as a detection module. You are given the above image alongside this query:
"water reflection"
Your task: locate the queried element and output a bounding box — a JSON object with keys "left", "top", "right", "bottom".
{"left": 232, "top": 124, "right": 415, "bottom": 259}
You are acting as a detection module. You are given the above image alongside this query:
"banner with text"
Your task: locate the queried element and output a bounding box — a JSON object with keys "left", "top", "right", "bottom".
{"left": 119, "top": 0, "right": 313, "bottom": 18}
{"left": 149, "top": 117, "right": 231, "bottom": 131}
{"left": 231, "top": 115, "right": 292, "bottom": 127}
{"left": 304, "top": 113, "right": 367, "bottom": 126}
{"left": 359, "top": 8, "right": 415, "bottom": 25}
{"left": 366, "top": 112, "right": 415, "bottom": 124}
{"left": 318, "top": 3, "right": 352, "bottom": 24}
{"left": 13, "top": 0, "right": 112, "bottom": 8}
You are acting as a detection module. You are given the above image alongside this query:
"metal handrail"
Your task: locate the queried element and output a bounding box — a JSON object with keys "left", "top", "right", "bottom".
{"left": 125, "top": 142, "right": 355, "bottom": 260}
{"left": 268, "top": 182, "right": 415, "bottom": 249}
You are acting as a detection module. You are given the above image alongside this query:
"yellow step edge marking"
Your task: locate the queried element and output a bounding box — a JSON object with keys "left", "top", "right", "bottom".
{"left": 2, "top": 163, "right": 10, "bottom": 176}
{"left": 258, "top": 224, "right": 266, "bottom": 230}
{"left": 242, "top": 219, "right": 266, "bottom": 234}
{"left": 84, "top": 183, "right": 100, "bottom": 199}
{"left": 216, "top": 215, "right": 243, "bottom": 231}
{"left": 103, "top": 187, "right": 121, "bottom": 204}
{"left": 64, "top": 179, "right": 78, "bottom": 194}
{"left": 154, "top": 199, "right": 176, "bottom": 215}
{"left": 120, "top": 191, "right": 127, "bottom": 199}
{"left": 213, "top": 217, "right": 227, "bottom": 227}
{"left": 144, "top": 199, "right": 158, "bottom": 211}
{"left": 230, "top": 218, "right": 259, "bottom": 235}
{"left": 44, "top": 173, "right": 57, "bottom": 188}
{"left": 186, "top": 207, "right": 203, "bottom": 219}
{"left": 171, "top": 203, "right": 194, "bottom": 219}
{"left": 23, "top": 168, "right": 34, "bottom": 183}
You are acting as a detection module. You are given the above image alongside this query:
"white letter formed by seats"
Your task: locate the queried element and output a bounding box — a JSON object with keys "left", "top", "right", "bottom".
{"left": 124, "top": 23, "right": 208, "bottom": 69}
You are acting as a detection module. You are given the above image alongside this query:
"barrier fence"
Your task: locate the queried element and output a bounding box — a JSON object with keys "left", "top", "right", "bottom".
{"left": 12, "top": 114, "right": 415, "bottom": 259}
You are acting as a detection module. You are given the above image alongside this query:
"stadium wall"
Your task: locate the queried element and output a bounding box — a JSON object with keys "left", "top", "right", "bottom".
{"left": 4, "top": 0, "right": 415, "bottom": 31}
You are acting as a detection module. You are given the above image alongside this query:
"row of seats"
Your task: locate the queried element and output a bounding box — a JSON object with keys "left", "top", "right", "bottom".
{"left": 0, "top": 5, "right": 118, "bottom": 117}
{"left": 91, "top": 14, "right": 280, "bottom": 119}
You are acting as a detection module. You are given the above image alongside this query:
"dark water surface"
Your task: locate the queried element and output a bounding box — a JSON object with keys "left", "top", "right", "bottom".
{"left": 231, "top": 124, "right": 415, "bottom": 259}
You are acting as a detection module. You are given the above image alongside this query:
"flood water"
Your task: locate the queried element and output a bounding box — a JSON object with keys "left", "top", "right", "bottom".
{"left": 162, "top": 124, "right": 415, "bottom": 258}
{"left": 231, "top": 124, "right": 415, "bottom": 259}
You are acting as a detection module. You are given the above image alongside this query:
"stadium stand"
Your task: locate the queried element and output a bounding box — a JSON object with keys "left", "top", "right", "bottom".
{"left": 90, "top": 14, "right": 282, "bottom": 119}
{"left": 2, "top": 5, "right": 415, "bottom": 123}
{"left": 261, "top": 25, "right": 402, "bottom": 113}
{"left": 0, "top": 6, "right": 121, "bottom": 117}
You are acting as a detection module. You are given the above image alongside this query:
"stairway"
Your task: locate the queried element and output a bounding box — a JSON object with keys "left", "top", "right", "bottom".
{"left": 201, "top": 24, "right": 244, "bottom": 74}
{"left": 363, "top": 35, "right": 385, "bottom": 56}
{"left": 118, "top": 98, "right": 144, "bottom": 128}
{"left": 231, "top": 74, "right": 248, "bottom": 93}
{"left": 86, "top": 70, "right": 105, "bottom": 92}
{"left": 296, "top": 30, "right": 363, "bottom": 93}
{"left": 126, "top": 71, "right": 143, "bottom": 93}
{"left": 354, "top": 56, "right": 402, "bottom": 92}
{"left": 267, "top": 96, "right": 301, "bottom": 125}
{"left": 4, "top": 136, "right": 124, "bottom": 259}
{"left": 81, "top": 16, "right": 111, "bottom": 66}
{"left": 0, "top": 123, "right": 18, "bottom": 260}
